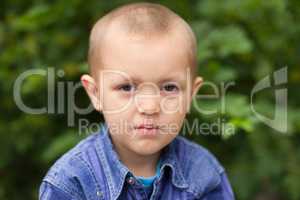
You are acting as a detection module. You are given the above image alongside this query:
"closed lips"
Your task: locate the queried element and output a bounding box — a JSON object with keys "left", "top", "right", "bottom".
{"left": 135, "top": 124, "right": 159, "bottom": 129}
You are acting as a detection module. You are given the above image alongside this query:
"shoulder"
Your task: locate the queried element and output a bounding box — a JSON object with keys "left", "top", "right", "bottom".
{"left": 173, "top": 136, "right": 225, "bottom": 197}
{"left": 173, "top": 136, "right": 224, "bottom": 173}
{"left": 40, "top": 133, "right": 101, "bottom": 199}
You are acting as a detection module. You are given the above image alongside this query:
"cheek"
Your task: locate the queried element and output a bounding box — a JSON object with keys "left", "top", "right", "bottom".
{"left": 163, "top": 112, "right": 186, "bottom": 129}
{"left": 102, "top": 91, "right": 134, "bottom": 114}
{"left": 104, "top": 114, "right": 132, "bottom": 137}
{"left": 103, "top": 102, "right": 135, "bottom": 135}
{"left": 160, "top": 93, "right": 189, "bottom": 114}
{"left": 160, "top": 101, "right": 187, "bottom": 135}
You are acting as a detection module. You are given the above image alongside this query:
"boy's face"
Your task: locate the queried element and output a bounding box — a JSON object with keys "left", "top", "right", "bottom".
{"left": 82, "top": 26, "right": 202, "bottom": 157}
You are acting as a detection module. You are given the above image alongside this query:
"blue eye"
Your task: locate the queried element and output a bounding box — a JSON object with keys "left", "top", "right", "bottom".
{"left": 118, "top": 84, "right": 136, "bottom": 92}
{"left": 162, "top": 83, "right": 179, "bottom": 93}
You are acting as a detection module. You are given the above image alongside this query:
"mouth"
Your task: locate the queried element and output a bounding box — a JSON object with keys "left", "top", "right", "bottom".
{"left": 134, "top": 124, "right": 160, "bottom": 136}
{"left": 135, "top": 124, "right": 159, "bottom": 129}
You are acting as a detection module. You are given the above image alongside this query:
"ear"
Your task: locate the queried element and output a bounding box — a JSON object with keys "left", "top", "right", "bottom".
{"left": 187, "top": 76, "right": 203, "bottom": 112}
{"left": 192, "top": 76, "right": 203, "bottom": 98}
{"left": 81, "top": 74, "right": 102, "bottom": 111}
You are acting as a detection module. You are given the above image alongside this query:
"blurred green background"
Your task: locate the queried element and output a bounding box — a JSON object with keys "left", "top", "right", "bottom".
{"left": 1, "top": 0, "right": 300, "bottom": 199}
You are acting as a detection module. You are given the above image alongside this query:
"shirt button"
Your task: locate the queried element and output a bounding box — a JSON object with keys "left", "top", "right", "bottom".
{"left": 126, "top": 176, "right": 136, "bottom": 185}
{"left": 96, "top": 191, "right": 103, "bottom": 198}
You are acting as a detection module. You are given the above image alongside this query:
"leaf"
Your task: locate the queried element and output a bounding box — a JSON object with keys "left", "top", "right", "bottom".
{"left": 41, "top": 130, "right": 85, "bottom": 162}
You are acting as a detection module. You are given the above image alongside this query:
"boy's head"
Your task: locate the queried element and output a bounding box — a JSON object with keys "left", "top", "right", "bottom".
{"left": 81, "top": 3, "right": 203, "bottom": 157}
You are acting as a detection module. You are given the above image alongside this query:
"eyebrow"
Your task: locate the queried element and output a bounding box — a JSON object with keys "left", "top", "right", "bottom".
{"left": 158, "top": 77, "right": 186, "bottom": 85}
{"left": 109, "top": 71, "right": 188, "bottom": 85}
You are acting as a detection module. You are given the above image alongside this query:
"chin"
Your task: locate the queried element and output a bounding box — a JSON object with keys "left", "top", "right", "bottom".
{"left": 132, "top": 143, "right": 163, "bottom": 156}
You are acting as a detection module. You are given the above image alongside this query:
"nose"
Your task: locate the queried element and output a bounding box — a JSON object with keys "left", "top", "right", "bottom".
{"left": 135, "top": 83, "right": 160, "bottom": 115}
{"left": 135, "top": 95, "right": 160, "bottom": 115}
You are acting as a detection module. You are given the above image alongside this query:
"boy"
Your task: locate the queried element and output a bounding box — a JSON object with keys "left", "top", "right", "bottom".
{"left": 39, "top": 2, "right": 234, "bottom": 200}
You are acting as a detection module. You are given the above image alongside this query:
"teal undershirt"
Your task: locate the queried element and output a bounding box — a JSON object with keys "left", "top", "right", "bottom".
{"left": 136, "top": 159, "right": 162, "bottom": 187}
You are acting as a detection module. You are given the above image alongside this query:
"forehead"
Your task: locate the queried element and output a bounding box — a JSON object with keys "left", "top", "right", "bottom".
{"left": 95, "top": 24, "right": 192, "bottom": 82}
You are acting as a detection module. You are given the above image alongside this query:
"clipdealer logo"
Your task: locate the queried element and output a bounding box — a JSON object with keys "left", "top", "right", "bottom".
{"left": 12, "top": 67, "right": 288, "bottom": 134}
{"left": 250, "top": 67, "right": 288, "bottom": 133}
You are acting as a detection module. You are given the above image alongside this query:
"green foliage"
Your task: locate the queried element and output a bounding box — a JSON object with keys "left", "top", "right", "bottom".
{"left": 1, "top": 0, "right": 300, "bottom": 199}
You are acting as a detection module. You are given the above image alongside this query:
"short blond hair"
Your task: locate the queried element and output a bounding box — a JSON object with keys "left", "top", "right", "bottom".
{"left": 88, "top": 2, "right": 197, "bottom": 77}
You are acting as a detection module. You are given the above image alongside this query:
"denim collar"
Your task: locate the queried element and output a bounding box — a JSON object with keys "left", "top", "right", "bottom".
{"left": 96, "top": 123, "right": 188, "bottom": 200}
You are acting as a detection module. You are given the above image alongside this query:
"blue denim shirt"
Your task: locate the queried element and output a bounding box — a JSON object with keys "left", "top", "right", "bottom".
{"left": 39, "top": 124, "right": 235, "bottom": 200}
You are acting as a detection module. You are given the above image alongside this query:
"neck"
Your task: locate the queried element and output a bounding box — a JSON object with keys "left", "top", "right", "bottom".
{"left": 112, "top": 140, "right": 161, "bottom": 177}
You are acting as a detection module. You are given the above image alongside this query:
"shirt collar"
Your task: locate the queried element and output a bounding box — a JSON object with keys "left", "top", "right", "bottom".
{"left": 96, "top": 123, "right": 189, "bottom": 200}
{"left": 96, "top": 124, "right": 129, "bottom": 200}
{"left": 159, "top": 137, "right": 189, "bottom": 189}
